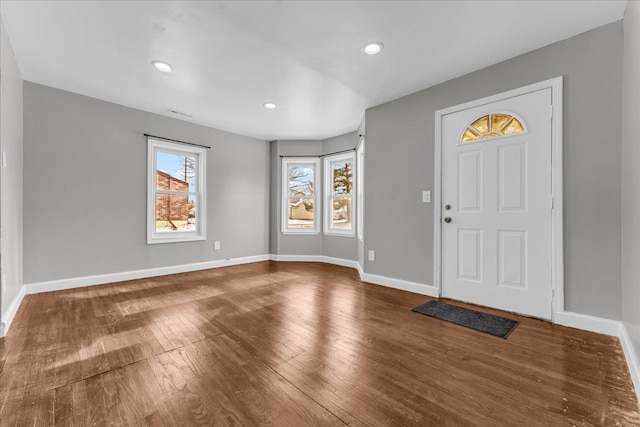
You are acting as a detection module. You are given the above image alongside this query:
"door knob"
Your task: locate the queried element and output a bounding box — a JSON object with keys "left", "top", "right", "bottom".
{"left": 444, "top": 217, "right": 452, "bottom": 223}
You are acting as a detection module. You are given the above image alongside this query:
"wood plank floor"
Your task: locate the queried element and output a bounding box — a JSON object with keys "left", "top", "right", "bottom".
{"left": 1, "top": 261, "right": 639, "bottom": 426}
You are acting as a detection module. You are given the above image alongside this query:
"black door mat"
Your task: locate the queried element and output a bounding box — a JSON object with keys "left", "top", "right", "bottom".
{"left": 412, "top": 300, "right": 519, "bottom": 339}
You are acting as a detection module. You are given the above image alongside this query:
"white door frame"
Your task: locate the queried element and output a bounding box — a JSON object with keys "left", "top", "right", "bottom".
{"left": 433, "top": 76, "right": 564, "bottom": 320}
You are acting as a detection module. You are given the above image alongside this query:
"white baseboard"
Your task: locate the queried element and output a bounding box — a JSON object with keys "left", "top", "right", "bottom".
{"left": 270, "top": 254, "right": 323, "bottom": 263}
{"left": 356, "top": 262, "right": 364, "bottom": 279}
{"left": 553, "top": 310, "right": 621, "bottom": 336}
{"left": 322, "top": 256, "right": 360, "bottom": 269}
{"left": 552, "top": 310, "right": 640, "bottom": 402}
{"left": 5, "top": 253, "right": 640, "bottom": 405}
{"left": 1, "top": 284, "right": 26, "bottom": 337}
{"left": 269, "top": 255, "right": 438, "bottom": 299}
{"left": 359, "top": 271, "right": 439, "bottom": 298}
{"left": 620, "top": 322, "right": 640, "bottom": 399}
{"left": 269, "top": 254, "right": 360, "bottom": 269}
{"left": 269, "top": 255, "right": 438, "bottom": 297}
{"left": 24, "top": 254, "right": 271, "bottom": 295}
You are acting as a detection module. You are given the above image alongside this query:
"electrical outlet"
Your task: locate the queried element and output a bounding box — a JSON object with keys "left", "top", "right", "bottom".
{"left": 214, "top": 241, "right": 221, "bottom": 250}
{"left": 1, "top": 274, "right": 6, "bottom": 294}
{"left": 368, "top": 250, "right": 375, "bottom": 262}
{"left": 422, "top": 190, "right": 431, "bottom": 203}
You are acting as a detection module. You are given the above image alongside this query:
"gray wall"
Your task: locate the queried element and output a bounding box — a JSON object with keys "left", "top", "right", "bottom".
{"left": 272, "top": 139, "right": 324, "bottom": 256}
{"left": 270, "top": 133, "right": 359, "bottom": 261}
{"left": 23, "top": 82, "right": 270, "bottom": 284}
{"left": 364, "top": 22, "right": 623, "bottom": 320}
{"left": 323, "top": 132, "right": 358, "bottom": 261}
{"left": 621, "top": 2, "right": 640, "bottom": 369}
{"left": 0, "top": 17, "right": 23, "bottom": 327}
{"left": 269, "top": 140, "right": 278, "bottom": 255}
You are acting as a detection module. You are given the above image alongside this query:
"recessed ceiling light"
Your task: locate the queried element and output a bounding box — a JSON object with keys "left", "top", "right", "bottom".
{"left": 363, "top": 42, "right": 384, "bottom": 55}
{"left": 264, "top": 102, "right": 277, "bottom": 109}
{"left": 152, "top": 61, "right": 172, "bottom": 73}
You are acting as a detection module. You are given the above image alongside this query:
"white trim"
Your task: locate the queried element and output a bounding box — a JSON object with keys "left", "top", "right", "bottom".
{"left": 268, "top": 256, "right": 438, "bottom": 299}
{"left": 147, "top": 137, "right": 207, "bottom": 244}
{"left": 24, "top": 255, "right": 271, "bottom": 295}
{"left": 550, "top": 78, "right": 565, "bottom": 315}
{"left": 436, "top": 78, "right": 563, "bottom": 116}
{"left": 270, "top": 254, "right": 324, "bottom": 263}
{"left": 356, "top": 262, "right": 364, "bottom": 279}
{"left": 281, "top": 157, "right": 321, "bottom": 234}
{"left": 433, "top": 108, "right": 443, "bottom": 293}
{"left": 269, "top": 254, "right": 360, "bottom": 269}
{"left": 620, "top": 322, "right": 640, "bottom": 398}
{"left": 356, "top": 138, "right": 365, "bottom": 241}
{"left": 553, "top": 310, "right": 620, "bottom": 336}
{"left": 323, "top": 152, "right": 356, "bottom": 236}
{"left": 322, "top": 256, "right": 359, "bottom": 269}
{"left": 359, "top": 271, "right": 439, "bottom": 297}
{"left": 434, "top": 77, "right": 564, "bottom": 318}
{"left": 0, "top": 284, "right": 26, "bottom": 337}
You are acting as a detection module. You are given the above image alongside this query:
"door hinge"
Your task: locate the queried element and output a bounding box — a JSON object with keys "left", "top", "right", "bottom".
{"left": 550, "top": 104, "right": 553, "bottom": 118}
{"left": 550, "top": 197, "right": 554, "bottom": 210}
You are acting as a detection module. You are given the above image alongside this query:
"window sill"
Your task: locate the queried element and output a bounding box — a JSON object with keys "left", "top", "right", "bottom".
{"left": 147, "top": 235, "right": 206, "bottom": 245}
{"left": 324, "top": 231, "right": 356, "bottom": 238}
{"left": 281, "top": 231, "right": 321, "bottom": 236}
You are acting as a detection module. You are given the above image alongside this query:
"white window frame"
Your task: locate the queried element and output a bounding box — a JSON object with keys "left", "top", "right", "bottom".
{"left": 324, "top": 152, "right": 356, "bottom": 237}
{"left": 147, "top": 138, "right": 207, "bottom": 244}
{"left": 356, "top": 139, "right": 365, "bottom": 241}
{"left": 281, "top": 157, "right": 321, "bottom": 234}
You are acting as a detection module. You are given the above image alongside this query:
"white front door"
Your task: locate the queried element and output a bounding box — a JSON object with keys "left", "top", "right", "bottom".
{"left": 441, "top": 88, "right": 552, "bottom": 319}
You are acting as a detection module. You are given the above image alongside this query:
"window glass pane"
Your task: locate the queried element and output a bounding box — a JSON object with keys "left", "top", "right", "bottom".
{"left": 502, "top": 118, "right": 524, "bottom": 135}
{"left": 470, "top": 115, "right": 489, "bottom": 133}
{"left": 155, "top": 194, "right": 197, "bottom": 233}
{"left": 332, "top": 161, "right": 353, "bottom": 195}
{"left": 287, "top": 197, "right": 315, "bottom": 228}
{"left": 288, "top": 166, "right": 314, "bottom": 196}
{"left": 461, "top": 129, "right": 479, "bottom": 143}
{"left": 156, "top": 151, "right": 197, "bottom": 191}
{"left": 491, "top": 113, "right": 512, "bottom": 131}
{"left": 331, "top": 196, "right": 352, "bottom": 230}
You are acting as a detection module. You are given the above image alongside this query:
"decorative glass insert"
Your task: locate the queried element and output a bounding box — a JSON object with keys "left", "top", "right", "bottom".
{"left": 461, "top": 113, "right": 525, "bottom": 143}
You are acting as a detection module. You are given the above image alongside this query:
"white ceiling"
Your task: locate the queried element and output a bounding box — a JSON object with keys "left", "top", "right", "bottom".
{"left": 0, "top": 1, "right": 627, "bottom": 141}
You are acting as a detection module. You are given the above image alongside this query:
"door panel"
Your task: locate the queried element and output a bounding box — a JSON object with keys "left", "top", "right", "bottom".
{"left": 441, "top": 88, "right": 552, "bottom": 319}
{"left": 498, "top": 144, "right": 527, "bottom": 212}
{"left": 458, "top": 229, "right": 482, "bottom": 282}
{"left": 498, "top": 230, "right": 527, "bottom": 288}
{"left": 458, "top": 150, "right": 482, "bottom": 212}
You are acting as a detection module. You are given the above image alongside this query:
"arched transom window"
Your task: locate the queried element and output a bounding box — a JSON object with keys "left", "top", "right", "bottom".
{"left": 461, "top": 113, "right": 525, "bottom": 143}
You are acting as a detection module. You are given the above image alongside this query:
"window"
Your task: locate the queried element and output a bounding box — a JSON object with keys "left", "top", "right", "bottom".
{"left": 461, "top": 113, "right": 525, "bottom": 143}
{"left": 324, "top": 152, "right": 355, "bottom": 236}
{"left": 356, "top": 140, "right": 365, "bottom": 240}
{"left": 282, "top": 157, "right": 320, "bottom": 233}
{"left": 147, "top": 138, "right": 206, "bottom": 244}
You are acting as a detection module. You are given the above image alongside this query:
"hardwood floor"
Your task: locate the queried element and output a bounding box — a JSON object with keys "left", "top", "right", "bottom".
{"left": 1, "top": 261, "right": 638, "bottom": 426}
